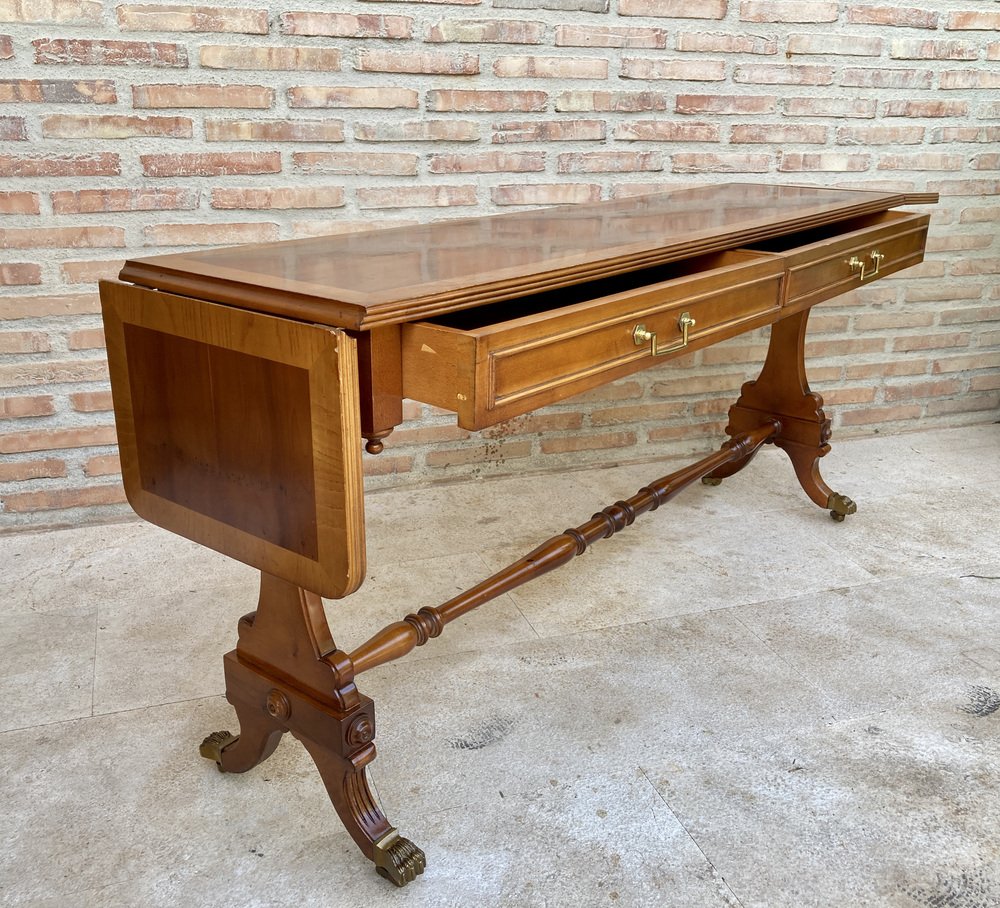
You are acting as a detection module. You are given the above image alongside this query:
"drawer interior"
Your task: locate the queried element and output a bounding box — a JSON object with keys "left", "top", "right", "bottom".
{"left": 421, "top": 249, "right": 762, "bottom": 332}
{"left": 741, "top": 209, "right": 909, "bottom": 253}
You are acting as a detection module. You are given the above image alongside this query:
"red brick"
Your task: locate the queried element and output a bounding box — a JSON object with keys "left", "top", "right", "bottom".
{"left": 357, "top": 185, "right": 477, "bottom": 209}
{"left": 117, "top": 5, "right": 268, "bottom": 33}
{"left": 0, "top": 395, "right": 54, "bottom": 418}
{"left": 3, "top": 485, "right": 129, "bottom": 513}
{"left": 623, "top": 58, "right": 725, "bottom": 80}
{"left": 496, "top": 56, "right": 607, "bottom": 79}
{"left": 787, "top": 33, "right": 882, "bottom": 56}
{"left": 357, "top": 49, "right": 479, "bottom": 74}
{"left": 288, "top": 85, "right": 418, "bottom": 109}
{"left": 540, "top": 431, "right": 636, "bottom": 455}
{"left": 946, "top": 11, "right": 1000, "bottom": 30}
{"left": 425, "top": 440, "right": 531, "bottom": 468}
{"left": 0, "top": 78, "right": 116, "bottom": 103}
{"left": 33, "top": 38, "right": 187, "bottom": 66}
{"left": 557, "top": 24, "right": 667, "bottom": 48}
{"left": 280, "top": 12, "right": 412, "bottom": 39}
{"left": 70, "top": 390, "right": 113, "bottom": 412}
{"left": 84, "top": 453, "right": 121, "bottom": 476}
{"left": 619, "top": 0, "right": 726, "bottom": 17}
{"left": 883, "top": 379, "right": 963, "bottom": 402}
{"left": 205, "top": 118, "right": 344, "bottom": 142}
{"left": 140, "top": 152, "right": 280, "bottom": 177}
{"left": 735, "top": 63, "right": 834, "bottom": 85}
{"left": 617, "top": 120, "right": 719, "bottom": 142}
{"left": 927, "top": 233, "right": 992, "bottom": 252}
{"left": 0, "top": 153, "right": 119, "bottom": 177}
{"left": 960, "top": 206, "right": 1000, "bottom": 222}
{"left": 846, "top": 359, "right": 927, "bottom": 380}
{"left": 385, "top": 424, "right": 471, "bottom": 446}
{"left": 979, "top": 101, "right": 1000, "bottom": 119}
{"left": 731, "top": 123, "right": 827, "bottom": 143}
{"left": 926, "top": 393, "right": 1000, "bottom": 417}
{"left": 740, "top": 1, "right": 838, "bottom": 22}
{"left": 1, "top": 0, "right": 101, "bottom": 23}
{"left": 558, "top": 151, "right": 661, "bottom": 173}
{"left": 939, "top": 69, "right": 1000, "bottom": 91}
{"left": 847, "top": 6, "right": 938, "bottom": 28}
{"left": 839, "top": 405, "right": 922, "bottom": 426}
{"left": 292, "top": 152, "right": 417, "bottom": 176}
{"left": 66, "top": 328, "right": 104, "bottom": 351}
{"left": 491, "top": 184, "right": 602, "bottom": 205}
{"left": 0, "top": 263, "right": 41, "bottom": 285}
{"left": 932, "top": 352, "right": 1000, "bottom": 374}
{"left": 837, "top": 125, "right": 924, "bottom": 145}
{"left": 51, "top": 187, "right": 196, "bottom": 214}
{"left": 0, "top": 116, "right": 26, "bottom": 140}
{"left": 41, "top": 114, "right": 192, "bottom": 139}
{"left": 0, "top": 226, "right": 124, "bottom": 249}
{"left": 892, "top": 332, "right": 971, "bottom": 353}
{"left": 891, "top": 39, "right": 979, "bottom": 60}
{"left": 589, "top": 402, "right": 685, "bottom": 425}
{"left": 429, "top": 18, "right": 543, "bottom": 43}
{"left": 0, "top": 35, "right": 11, "bottom": 58}
{"left": 0, "top": 331, "right": 49, "bottom": 354}
{"left": 784, "top": 97, "right": 877, "bottom": 117}
{"left": 652, "top": 373, "right": 745, "bottom": 397}
{"left": 0, "top": 459, "right": 66, "bottom": 482}
{"left": 557, "top": 90, "right": 670, "bottom": 112}
{"left": 356, "top": 120, "right": 479, "bottom": 142}
{"left": 878, "top": 153, "right": 963, "bottom": 171}
{"left": 60, "top": 260, "right": 121, "bottom": 283}
{"left": 951, "top": 258, "right": 1000, "bottom": 276}
{"left": 648, "top": 421, "right": 726, "bottom": 443}
{"left": 673, "top": 152, "right": 771, "bottom": 173}
{"left": 926, "top": 179, "right": 1000, "bottom": 196}
{"left": 493, "top": 119, "right": 604, "bottom": 144}
{"left": 676, "top": 32, "right": 776, "bottom": 54}
{"left": 143, "top": 222, "right": 279, "bottom": 246}
{"left": 429, "top": 152, "right": 544, "bottom": 173}
{"left": 0, "top": 191, "right": 39, "bottom": 214}
{"left": 885, "top": 100, "right": 969, "bottom": 118}
{"left": 854, "top": 310, "right": 934, "bottom": 331}
{"left": 0, "top": 293, "right": 99, "bottom": 320}
{"left": 201, "top": 45, "right": 342, "bottom": 71}
{"left": 677, "top": 94, "right": 776, "bottom": 115}
{"left": 0, "top": 425, "right": 117, "bottom": 454}
{"left": 428, "top": 89, "right": 547, "bottom": 112}
{"left": 133, "top": 83, "right": 273, "bottom": 108}
{"left": 211, "top": 187, "right": 345, "bottom": 210}
{"left": 939, "top": 303, "right": 1000, "bottom": 323}
{"left": 970, "top": 374, "right": 1000, "bottom": 392}
{"left": 841, "top": 67, "right": 933, "bottom": 89}
{"left": 362, "top": 454, "right": 413, "bottom": 477}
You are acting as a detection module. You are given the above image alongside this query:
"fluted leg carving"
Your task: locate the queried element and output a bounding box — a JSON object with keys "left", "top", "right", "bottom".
{"left": 201, "top": 573, "right": 424, "bottom": 886}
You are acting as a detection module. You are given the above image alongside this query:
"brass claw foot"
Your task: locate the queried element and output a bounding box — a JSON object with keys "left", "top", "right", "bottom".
{"left": 373, "top": 830, "right": 426, "bottom": 887}
{"left": 200, "top": 730, "right": 238, "bottom": 769}
{"left": 702, "top": 476, "right": 723, "bottom": 486}
{"left": 827, "top": 492, "right": 857, "bottom": 522}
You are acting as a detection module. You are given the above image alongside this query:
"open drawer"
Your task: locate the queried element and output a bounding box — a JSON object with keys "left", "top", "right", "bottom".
{"left": 401, "top": 250, "right": 785, "bottom": 430}
{"left": 742, "top": 209, "right": 930, "bottom": 312}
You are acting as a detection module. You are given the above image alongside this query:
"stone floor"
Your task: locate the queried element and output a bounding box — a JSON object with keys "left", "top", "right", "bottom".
{"left": 1, "top": 423, "right": 998, "bottom": 908}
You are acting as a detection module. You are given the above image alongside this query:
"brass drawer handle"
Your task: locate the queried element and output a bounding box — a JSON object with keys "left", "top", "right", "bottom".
{"left": 633, "top": 311, "right": 696, "bottom": 357}
{"left": 847, "top": 249, "right": 886, "bottom": 282}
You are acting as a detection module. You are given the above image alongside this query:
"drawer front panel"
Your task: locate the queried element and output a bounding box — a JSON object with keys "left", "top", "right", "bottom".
{"left": 489, "top": 266, "right": 782, "bottom": 410}
{"left": 780, "top": 211, "right": 929, "bottom": 310}
{"left": 401, "top": 252, "right": 784, "bottom": 429}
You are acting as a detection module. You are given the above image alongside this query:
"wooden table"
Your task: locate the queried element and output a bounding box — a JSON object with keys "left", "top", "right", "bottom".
{"left": 99, "top": 182, "right": 935, "bottom": 886}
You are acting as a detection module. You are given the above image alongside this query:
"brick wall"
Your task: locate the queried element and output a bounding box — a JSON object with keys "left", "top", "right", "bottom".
{"left": 1, "top": 0, "right": 998, "bottom": 530}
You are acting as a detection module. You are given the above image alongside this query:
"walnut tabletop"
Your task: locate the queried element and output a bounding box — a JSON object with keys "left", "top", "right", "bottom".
{"left": 118, "top": 182, "right": 918, "bottom": 331}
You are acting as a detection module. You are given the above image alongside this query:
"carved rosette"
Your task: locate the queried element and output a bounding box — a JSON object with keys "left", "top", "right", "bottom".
{"left": 265, "top": 689, "right": 291, "bottom": 721}
{"left": 347, "top": 714, "right": 375, "bottom": 748}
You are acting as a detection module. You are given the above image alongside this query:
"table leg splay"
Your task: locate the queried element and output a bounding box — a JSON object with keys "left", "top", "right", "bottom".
{"left": 200, "top": 421, "right": 781, "bottom": 885}
{"left": 703, "top": 309, "right": 858, "bottom": 522}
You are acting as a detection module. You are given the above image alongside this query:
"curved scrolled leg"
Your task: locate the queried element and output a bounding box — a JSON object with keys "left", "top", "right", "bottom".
{"left": 782, "top": 442, "right": 856, "bottom": 522}
{"left": 298, "top": 734, "right": 426, "bottom": 887}
{"left": 200, "top": 701, "right": 284, "bottom": 774}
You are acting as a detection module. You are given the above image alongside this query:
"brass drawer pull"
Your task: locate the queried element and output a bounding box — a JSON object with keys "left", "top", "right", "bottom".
{"left": 633, "top": 311, "right": 696, "bottom": 357}
{"left": 847, "top": 249, "right": 886, "bottom": 282}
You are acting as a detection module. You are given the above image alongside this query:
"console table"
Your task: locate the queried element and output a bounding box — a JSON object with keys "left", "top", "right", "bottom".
{"left": 99, "top": 182, "right": 935, "bottom": 886}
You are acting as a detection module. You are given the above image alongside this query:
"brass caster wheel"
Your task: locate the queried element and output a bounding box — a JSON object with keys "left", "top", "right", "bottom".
{"left": 200, "top": 730, "right": 238, "bottom": 770}
{"left": 373, "top": 830, "right": 426, "bottom": 887}
{"left": 827, "top": 492, "right": 857, "bottom": 522}
{"left": 702, "top": 476, "right": 722, "bottom": 486}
